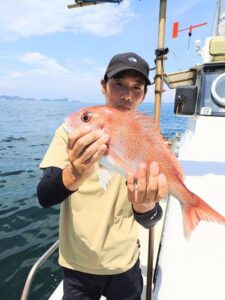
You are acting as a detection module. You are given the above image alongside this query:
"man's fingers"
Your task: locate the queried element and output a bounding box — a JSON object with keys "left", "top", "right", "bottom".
{"left": 127, "top": 173, "right": 136, "bottom": 202}
{"left": 149, "top": 161, "right": 160, "bottom": 177}
{"left": 73, "top": 130, "right": 103, "bottom": 157}
{"left": 67, "top": 126, "right": 91, "bottom": 149}
{"left": 137, "top": 163, "right": 147, "bottom": 203}
{"left": 84, "top": 143, "right": 108, "bottom": 165}
{"left": 137, "top": 163, "right": 147, "bottom": 189}
{"left": 70, "top": 146, "right": 105, "bottom": 179}
{"left": 127, "top": 172, "right": 135, "bottom": 187}
{"left": 69, "top": 129, "right": 108, "bottom": 159}
{"left": 127, "top": 161, "right": 168, "bottom": 213}
{"left": 67, "top": 127, "right": 109, "bottom": 183}
{"left": 156, "top": 173, "right": 168, "bottom": 200}
{"left": 146, "top": 161, "right": 159, "bottom": 199}
{"left": 80, "top": 134, "right": 109, "bottom": 162}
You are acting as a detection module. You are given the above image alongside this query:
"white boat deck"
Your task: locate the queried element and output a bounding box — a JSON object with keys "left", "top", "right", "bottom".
{"left": 153, "top": 116, "right": 225, "bottom": 300}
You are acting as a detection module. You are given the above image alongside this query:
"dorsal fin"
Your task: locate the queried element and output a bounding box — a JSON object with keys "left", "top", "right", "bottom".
{"left": 125, "top": 111, "right": 160, "bottom": 134}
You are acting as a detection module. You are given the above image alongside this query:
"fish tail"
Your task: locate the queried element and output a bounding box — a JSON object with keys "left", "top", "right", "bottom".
{"left": 182, "top": 193, "right": 225, "bottom": 239}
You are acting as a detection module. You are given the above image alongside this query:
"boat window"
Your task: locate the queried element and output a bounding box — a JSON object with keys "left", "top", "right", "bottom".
{"left": 211, "top": 73, "right": 225, "bottom": 107}
{"left": 199, "top": 65, "right": 225, "bottom": 116}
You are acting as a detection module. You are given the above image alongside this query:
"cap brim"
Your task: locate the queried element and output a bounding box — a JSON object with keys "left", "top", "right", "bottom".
{"left": 107, "top": 66, "right": 151, "bottom": 85}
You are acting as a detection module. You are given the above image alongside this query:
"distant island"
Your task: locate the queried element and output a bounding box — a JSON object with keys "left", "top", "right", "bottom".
{"left": 0, "top": 95, "right": 81, "bottom": 102}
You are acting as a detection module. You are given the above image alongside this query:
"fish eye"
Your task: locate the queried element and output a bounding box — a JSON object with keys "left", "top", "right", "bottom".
{"left": 81, "top": 112, "right": 90, "bottom": 123}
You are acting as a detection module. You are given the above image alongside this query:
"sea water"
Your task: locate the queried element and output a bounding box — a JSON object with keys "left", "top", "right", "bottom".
{"left": 0, "top": 99, "right": 187, "bottom": 299}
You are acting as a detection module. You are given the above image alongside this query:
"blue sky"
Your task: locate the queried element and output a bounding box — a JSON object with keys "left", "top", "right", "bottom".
{"left": 0, "top": 0, "right": 223, "bottom": 102}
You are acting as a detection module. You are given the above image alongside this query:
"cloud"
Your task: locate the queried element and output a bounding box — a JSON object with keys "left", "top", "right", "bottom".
{"left": 19, "top": 52, "right": 70, "bottom": 75}
{"left": 0, "top": 51, "right": 104, "bottom": 101}
{"left": 0, "top": 0, "right": 135, "bottom": 40}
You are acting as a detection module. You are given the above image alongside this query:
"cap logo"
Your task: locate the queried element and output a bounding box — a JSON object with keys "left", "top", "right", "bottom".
{"left": 128, "top": 57, "right": 137, "bottom": 63}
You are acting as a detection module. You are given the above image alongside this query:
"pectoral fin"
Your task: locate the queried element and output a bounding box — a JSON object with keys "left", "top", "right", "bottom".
{"left": 98, "top": 164, "right": 113, "bottom": 191}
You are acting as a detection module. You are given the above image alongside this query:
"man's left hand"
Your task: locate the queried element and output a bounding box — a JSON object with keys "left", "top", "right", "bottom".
{"left": 127, "top": 161, "right": 168, "bottom": 214}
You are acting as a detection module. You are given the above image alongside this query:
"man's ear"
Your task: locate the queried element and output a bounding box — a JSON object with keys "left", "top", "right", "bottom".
{"left": 141, "top": 86, "right": 148, "bottom": 103}
{"left": 101, "top": 79, "right": 106, "bottom": 95}
{"left": 141, "top": 85, "right": 148, "bottom": 103}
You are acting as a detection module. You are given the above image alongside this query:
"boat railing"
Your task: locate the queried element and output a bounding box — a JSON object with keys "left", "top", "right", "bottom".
{"left": 20, "top": 240, "right": 59, "bottom": 300}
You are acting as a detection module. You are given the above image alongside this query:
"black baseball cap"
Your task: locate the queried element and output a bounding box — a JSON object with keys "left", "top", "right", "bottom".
{"left": 104, "top": 52, "right": 150, "bottom": 85}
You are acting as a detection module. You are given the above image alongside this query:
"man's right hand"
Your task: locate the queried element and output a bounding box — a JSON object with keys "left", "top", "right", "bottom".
{"left": 63, "top": 126, "right": 109, "bottom": 191}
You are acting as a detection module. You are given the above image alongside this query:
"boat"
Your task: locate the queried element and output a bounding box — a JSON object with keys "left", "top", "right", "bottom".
{"left": 21, "top": 1, "right": 225, "bottom": 299}
{"left": 152, "top": 1, "right": 225, "bottom": 299}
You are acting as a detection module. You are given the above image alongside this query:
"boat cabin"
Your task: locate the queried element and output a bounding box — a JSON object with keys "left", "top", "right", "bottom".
{"left": 165, "top": 36, "right": 225, "bottom": 117}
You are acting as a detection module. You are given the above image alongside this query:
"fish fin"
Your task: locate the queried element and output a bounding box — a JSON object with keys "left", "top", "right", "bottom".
{"left": 108, "top": 148, "right": 135, "bottom": 175}
{"left": 98, "top": 164, "right": 113, "bottom": 191}
{"left": 126, "top": 111, "right": 158, "bottom": 133}
{"left": 182, "top": 193, "right": 225, "bottom": 239}
{"left": 62, "top": 122, "right": 72, "bottom": 134}
{"left": 167, "top": 151, "right": 185, "bottom": 181}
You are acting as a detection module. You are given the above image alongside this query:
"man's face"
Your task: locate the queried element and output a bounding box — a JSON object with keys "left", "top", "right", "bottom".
{"left": 101, "top": 70, "right": 147, "bottom": 111}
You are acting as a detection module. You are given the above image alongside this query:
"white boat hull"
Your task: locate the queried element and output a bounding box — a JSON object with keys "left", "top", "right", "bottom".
{"left": 153, "top": 116, "right": 225, "bottom": 300}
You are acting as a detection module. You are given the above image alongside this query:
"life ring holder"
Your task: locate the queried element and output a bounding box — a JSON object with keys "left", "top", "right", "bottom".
{"left": 211, "top": 73, "right": 225, "bottom": 107}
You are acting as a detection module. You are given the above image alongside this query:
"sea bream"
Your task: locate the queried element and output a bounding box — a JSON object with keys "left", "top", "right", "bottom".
{"left": 64, "top": 105, "right": 225, "bottom": 238}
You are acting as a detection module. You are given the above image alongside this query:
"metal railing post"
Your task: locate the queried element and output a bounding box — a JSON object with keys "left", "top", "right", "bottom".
{"left": 20, "top": 240, "right": 59, "bottom": 300}
{"left": 146, "top": 1, "right": 167, "bottom": 299}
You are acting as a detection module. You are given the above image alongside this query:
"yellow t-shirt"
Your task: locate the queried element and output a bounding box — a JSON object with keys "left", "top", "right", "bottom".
{"left": 40, "top": 124, "right": 139, "bottom": 275}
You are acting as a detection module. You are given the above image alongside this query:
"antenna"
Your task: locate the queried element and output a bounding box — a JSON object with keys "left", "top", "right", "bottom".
{"left": 67, "top": 0, "right": 123, "bottom": 9}
{"left": 212, "top": 0, "right": 224, "bottom": 35}
{"left": 172, "top": 21, "right": 208, "bottom": 38}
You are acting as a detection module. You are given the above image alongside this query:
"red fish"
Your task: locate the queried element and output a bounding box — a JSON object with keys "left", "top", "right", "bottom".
{"left": 64, "top": 105, "right": 225, "bottom": 238}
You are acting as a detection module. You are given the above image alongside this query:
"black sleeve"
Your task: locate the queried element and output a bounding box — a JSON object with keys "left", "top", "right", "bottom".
{"left": 132, "top": 202, "right": 163, "bottom": 229}
{"left": 37, "top": 167, "right": 75, "bottom": 208}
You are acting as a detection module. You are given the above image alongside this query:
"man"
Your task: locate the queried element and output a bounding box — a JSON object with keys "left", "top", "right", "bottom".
{"left": 37, "top": 52, "right": 168, "bottom": 300}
